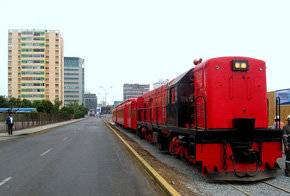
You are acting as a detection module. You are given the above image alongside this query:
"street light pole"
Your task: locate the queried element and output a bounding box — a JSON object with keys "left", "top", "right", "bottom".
{"left": 99, "top": 86, "right": 112, "bottom": 106}
{"left": 99, "top": 86, "right": 112, "bottom": 115}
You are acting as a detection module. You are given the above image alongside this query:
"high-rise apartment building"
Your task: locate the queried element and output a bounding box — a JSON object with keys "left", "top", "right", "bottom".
{"left": 8, "top": 29, "right": 64, "bottom": 103}
{"left": 64, "top": 57, "right": 85, "bottom": 106}
{"left": 123, "top": 83, "right": 150, "bottom": 100}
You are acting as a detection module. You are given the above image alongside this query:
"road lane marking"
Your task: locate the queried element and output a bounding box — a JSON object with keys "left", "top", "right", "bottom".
{"left": 40, "top": 148, "right": 52, "bottom": 156}
{"left": 63, "top": 137, "right": 68, "bottom": 141}
{"left": 0, "top": 177, "right": 12, "bottom": 187}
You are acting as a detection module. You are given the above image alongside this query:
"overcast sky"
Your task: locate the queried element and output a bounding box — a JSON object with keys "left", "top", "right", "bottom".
{"left": 0, "top": 0, "right": 289, "bottom": 104}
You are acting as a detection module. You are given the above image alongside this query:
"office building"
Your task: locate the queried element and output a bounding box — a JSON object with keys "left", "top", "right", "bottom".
{"left": 84, "top": 92, "right": 97, "bottom": 112}
{"left": 8, "top": 29, "right": 64, "bottom": 103}
{"left": 123, "top": 83, "right": 150, "bottom": 100}
{"left": 64, "top": 57, "right": 84, "bottom": 106}
{"left": 153, "top": 79, "right": 169, "bottom": 89}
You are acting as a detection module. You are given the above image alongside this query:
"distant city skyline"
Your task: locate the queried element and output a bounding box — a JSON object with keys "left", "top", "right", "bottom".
{"left": 1, "top": 0, "right": 290, "bottom": 105}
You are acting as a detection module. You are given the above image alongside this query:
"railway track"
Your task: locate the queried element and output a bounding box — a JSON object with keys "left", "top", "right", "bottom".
{"left": 227, "top": 183, "right": 253, "bottom": 196}
{"left": 259, "top": 180, "right": 290, "bottom": 194}
{"left": 226, "top": 180, "right": 290, "bottom": 196}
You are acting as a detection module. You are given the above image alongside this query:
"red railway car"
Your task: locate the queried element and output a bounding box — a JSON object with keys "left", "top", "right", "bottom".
{"left": 126, "top": 98, "right": 137, "bottom": 130}
{"left": 113, "top": 56, "right": 282, "bottom": 181}
{"left": 113, "top": 98, "right": 137, "bottom": 130}
{"left": 115, "top": 102, "right": 127, "bottom": 128}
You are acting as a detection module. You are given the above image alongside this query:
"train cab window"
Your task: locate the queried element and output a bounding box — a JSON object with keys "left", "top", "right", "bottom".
{"left": 180, "top": 84, "right": 194, "bottom": 102}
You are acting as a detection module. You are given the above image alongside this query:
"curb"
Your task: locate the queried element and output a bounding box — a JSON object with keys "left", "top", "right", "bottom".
{"left": 0, "top": 118, "right": 85, "bottom": 137}
{"left": 104, "top": 120, "right": 181, "bottom": 196}
{"left": 27, "top": 118, "right": 85, "bottom": 136}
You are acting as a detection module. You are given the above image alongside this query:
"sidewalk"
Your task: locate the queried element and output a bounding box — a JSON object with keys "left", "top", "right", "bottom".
{"left": 0, "top": 118, "right": 86, "bottom": 138}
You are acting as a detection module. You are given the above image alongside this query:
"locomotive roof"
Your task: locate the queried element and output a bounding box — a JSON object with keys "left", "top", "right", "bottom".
{"left": 167, "top": 68, "right": 194, "bottom": 89}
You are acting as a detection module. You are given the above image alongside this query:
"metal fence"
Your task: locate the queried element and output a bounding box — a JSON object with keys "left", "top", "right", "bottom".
{"left": 0, "top": 113, "right": 73, "bottom": 133}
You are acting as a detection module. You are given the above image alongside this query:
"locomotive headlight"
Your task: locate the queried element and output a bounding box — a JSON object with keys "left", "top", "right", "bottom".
{"left": 241, "top": 62, "right": 247, "bottom": 68}
{"left": 233, "top": 60, "right": 249, "bottom": 71}
{"left": 235, "top": 62, "right": 241, "bottom": 68}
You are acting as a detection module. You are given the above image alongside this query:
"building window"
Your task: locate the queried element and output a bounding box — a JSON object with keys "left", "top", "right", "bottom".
{"left": 64, "top": 73, "right": 79, "bottom": 76}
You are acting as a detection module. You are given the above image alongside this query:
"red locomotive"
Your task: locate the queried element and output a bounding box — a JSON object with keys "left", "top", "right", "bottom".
{"left": 113, "top": 57, "right": 282, "bottom": 181}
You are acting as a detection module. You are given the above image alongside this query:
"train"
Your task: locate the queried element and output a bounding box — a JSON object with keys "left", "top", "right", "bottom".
{"left": 112, "top": 56, "right": 282, "bottom": 181}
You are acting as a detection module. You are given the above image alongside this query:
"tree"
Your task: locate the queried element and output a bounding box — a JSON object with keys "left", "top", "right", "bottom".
{"left": 60, "top": 102, "right": 89, "bottom": 119}
{"left": 60, "top": 106, "right": 74, "bottom": 114}
{"left": 8, "top": 97, "right": 17, "bottom": 109}
{"left": 53, "top": 99, "right": 62, "bottom": 113}
{"left": 41, "top": 100, "right": 54, "bottom": 113}
{"left": 15, "top": 98, "right": 22, "bottom": 107}
{"left": 21, "top": 99, "right": 32, "bottom": 108}
{"left": 32, "top": 100, "right": 42, "bottom": 112}
{"left": 0, "top": 96, "right": 9, "bottom": 107}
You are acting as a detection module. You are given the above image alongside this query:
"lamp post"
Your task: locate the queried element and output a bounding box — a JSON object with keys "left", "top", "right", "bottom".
{"left": 99, "top": 86, "right": 112, "bottom": 106}
{"left": 99, "top": 86, "right": 112, "bottom": 115}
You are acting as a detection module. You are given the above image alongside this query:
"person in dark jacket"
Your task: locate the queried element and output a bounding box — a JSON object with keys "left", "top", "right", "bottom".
{"left": 283, "top": 115, "right": 290, "bottom": 176}
{"left": 5, "top": 112, "right": 14, "bottom": 135}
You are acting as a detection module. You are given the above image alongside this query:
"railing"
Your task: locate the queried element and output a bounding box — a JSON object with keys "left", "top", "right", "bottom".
{"left": 0, "top": 113, "right": 72, "bottom": 133}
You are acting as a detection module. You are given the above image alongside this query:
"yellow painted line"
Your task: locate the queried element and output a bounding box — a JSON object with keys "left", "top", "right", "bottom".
{"left": 104, "top": 120, "right": 181, "bottom": 196}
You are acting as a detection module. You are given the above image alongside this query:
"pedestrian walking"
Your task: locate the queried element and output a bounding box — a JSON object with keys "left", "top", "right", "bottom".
{"left": 5, "top": 112, "right": 14, "bottom": 135}
{"left": 272, "top": 115, "right": 285, "bottom": 129}
{"left": 282, "top": 115, "right": 290, "bottom": 176}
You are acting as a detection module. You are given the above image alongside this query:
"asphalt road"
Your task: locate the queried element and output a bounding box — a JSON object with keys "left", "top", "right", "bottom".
{"left": 0, "top": 118, "right": 161, "bottom": 196}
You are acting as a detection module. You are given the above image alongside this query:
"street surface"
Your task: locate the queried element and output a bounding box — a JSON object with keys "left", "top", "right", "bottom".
{"left": 0, "top": 118, "right": 160, "bottom": 196}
